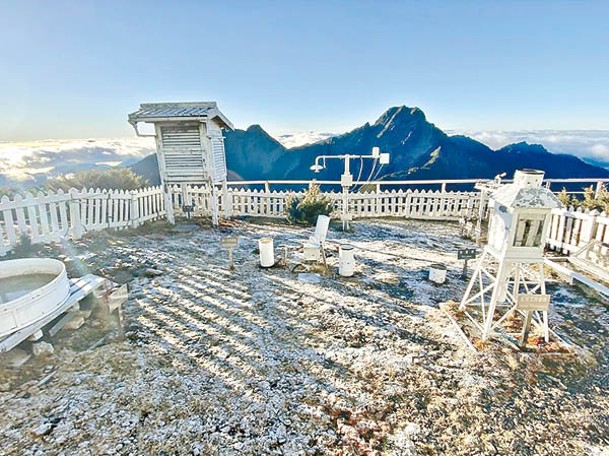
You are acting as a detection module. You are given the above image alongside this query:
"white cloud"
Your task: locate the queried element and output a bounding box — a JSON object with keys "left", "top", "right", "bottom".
{"left": 271, "top": 131, "right": 338, "bottom": 148}
{"left": 589, "top": 143, "right": 609, "bottom": 158}
{"left": 0, "top": 137, "right": 155, "bottom": 182}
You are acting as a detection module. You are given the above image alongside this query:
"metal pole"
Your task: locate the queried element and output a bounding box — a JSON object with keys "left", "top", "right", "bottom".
{"left": 342, "top": 155, "right": 351, "bottom": 231}
{"left": 228, "top": 249, "right": 234, "bottom": 271}
{"left": 476, "top": 189, "right": 486, "bottom": 246}
{"left": 342, "top": 186, "right": 349, "bottom": 230}
{"left": 519, "top": 311, "right": 533, "bottom": 350}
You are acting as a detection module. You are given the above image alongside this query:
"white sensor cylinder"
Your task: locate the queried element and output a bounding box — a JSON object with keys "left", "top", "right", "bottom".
{"left": 339, "top": 244, "right": 355, "bottom": 277}
{"left": 259, "top": 238, "right": 275, "bottom": 267}
{"left": 513, "top": 169, "right": 544, "bottom": 188}
{"left": 429, "top": 263, "right": 447, "bottom": 284}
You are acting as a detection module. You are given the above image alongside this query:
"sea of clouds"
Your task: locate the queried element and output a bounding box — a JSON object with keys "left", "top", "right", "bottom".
{"left": 272, "top": 131, "right": 337, "bottom": 149}
{"left": 1, "top": 130, "right": 607, "bottom": 188}
{"left": 0, "top": 137, "right": 155, "bottom": 186}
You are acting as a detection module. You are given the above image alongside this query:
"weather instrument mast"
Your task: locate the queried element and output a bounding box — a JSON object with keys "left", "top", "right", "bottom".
{"left": 310, "top": 147, "right": 390, "bottom": 230}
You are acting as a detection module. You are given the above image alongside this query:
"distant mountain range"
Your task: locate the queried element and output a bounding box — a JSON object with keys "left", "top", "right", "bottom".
{"left": 131, "top": 105, "right": 609, "bottom": 186}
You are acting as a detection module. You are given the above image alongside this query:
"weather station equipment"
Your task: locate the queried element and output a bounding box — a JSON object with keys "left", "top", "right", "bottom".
{"left": 310, "top": 147, "right": 390, "bottom": 230}
{"left": 459, "top": 169, "right": 563, "bottom": 347}
{"left": 128, "top": 102, "right": 234, "bottom": 225}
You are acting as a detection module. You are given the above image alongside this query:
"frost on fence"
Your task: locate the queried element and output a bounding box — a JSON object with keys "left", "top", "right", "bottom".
{"left": 0, "top": 186, "right": 165, "bottom": 255}
{"left": 547, "top": 206, "right": 609, "bottom": 254}
{"left": 1, "top": 183, "right": 604, "bottom": 256}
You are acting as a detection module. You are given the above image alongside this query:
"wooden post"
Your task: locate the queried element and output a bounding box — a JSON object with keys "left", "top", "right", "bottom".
{"left": 211, "top": 184, "right": 219, "bottom": 226}
{"left": 222, "top": 181, "right": 231, "bottom": 218}
{"left": 68, "top": 189, "right": 84, "bottom": 239}
{"left": 519, "top": 311, "right": 533, "bottom": 350}
{"left": 130, "top": 190, "right": 140, "bottom": 228}
{"left": 228, "top": 249, "right": 235, "bottom": 270}
{"left": 164, "top": 185, "right": 175, "bottom": 224}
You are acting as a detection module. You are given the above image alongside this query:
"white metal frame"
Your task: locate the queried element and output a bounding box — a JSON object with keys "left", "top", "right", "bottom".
{"left": 459, "top": 250, "right": 549, "bottom": 342}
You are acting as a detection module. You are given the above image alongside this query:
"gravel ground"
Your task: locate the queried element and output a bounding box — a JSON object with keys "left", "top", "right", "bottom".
{"left": 0, "top": 218, "right": 608, "bottom": 455}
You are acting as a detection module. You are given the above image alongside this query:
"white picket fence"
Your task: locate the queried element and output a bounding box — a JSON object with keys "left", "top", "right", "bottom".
{"left": 2, "top": 179, "right": 608, "bottom": 257}
{"left": 547, "top": 207, "right": 609, "bottom": 254}
{"left": 0, "top": 187, "right": 165, "bottom": 255}
{"left": 170, "top": 185, "right": 483, "bottom": 221}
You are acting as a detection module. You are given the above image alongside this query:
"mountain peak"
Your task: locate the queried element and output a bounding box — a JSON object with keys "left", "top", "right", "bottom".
{"left": 246, "top": 124, "right": 266, "bottom": 133}
{"left": 374, "top": 105, "right": 426, "bottom": 128}
{"left": 499, "top": 141, "right": 549, "bottom": 155}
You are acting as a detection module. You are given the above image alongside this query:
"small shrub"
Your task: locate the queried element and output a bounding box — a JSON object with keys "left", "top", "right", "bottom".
{"left": 285, "top": 184, "right": 333, "bottom": 225}
{"left": 566, "top": 184, "right": 609, "bottom": 213}
{"left": 557, "top": 188, "right": 578, "bottom": 208}
{"left": 581, "top": 184, "right": 609, "bottom": 213}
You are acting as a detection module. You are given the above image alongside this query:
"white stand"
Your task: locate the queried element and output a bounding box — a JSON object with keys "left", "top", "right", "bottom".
{"left": 459, "top": 248, "right": 549, "bottom": 342}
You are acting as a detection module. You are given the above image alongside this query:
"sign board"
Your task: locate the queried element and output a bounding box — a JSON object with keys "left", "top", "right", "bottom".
{"left": 458, "top": 248, "right": 477, "bottom": 260}
{"left": 516, "top": 294, "right": 550, "bottom": 312}
{"left": 182, "top": 205, "right": 194, "bottom": 213}
{"left": 221, "top": 237, "right": 239, "bottom": 249}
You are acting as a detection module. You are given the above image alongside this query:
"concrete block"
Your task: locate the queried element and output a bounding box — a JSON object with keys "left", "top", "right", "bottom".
{"left": 32, "top": 341, "right": 55, "bottom": 357}
{"left": 28, "top": 330, "right": 44, "bottom": 341}
{"left": 63, "top": 316, "right": 85, "bottom": 330}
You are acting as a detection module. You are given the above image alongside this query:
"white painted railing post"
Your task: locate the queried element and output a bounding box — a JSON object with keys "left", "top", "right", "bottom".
{"left": 222, "top": 181, "right": 231, "bottom": 217}
{"left": 595, "top": 182, "right": 604, "bottom": 199}
{"left": 130, "top": 190, "right": 140, "bottom": 228}
{"left": 164, "top": 185, "right": 175, "bottom": 224}
{"left": 475, "top": 190, "right": 487, "bottom": 245}
{"left": 68, "top": 188, "right": 84, "bottom": 239}
{"left": 556, "top": 209, "right": 567, "bottom": 252}
{"left": 580, "top": 209, "right": 599, "bottom": 245}
{"left": 211, "top": 184, "right": 219, "bottom": 226}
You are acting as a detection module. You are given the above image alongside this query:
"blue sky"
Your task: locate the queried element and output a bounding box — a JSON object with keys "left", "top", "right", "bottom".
{"left": 1, "top": 0, "right": 608, "bottom": 141}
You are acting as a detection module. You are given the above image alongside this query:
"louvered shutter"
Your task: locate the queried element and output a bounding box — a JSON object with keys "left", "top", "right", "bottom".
{"left": 210, "top": 132, "right": 227, "bottom": 182}
{"left": 160, "top": 125, "right": 207, "bottom": 182}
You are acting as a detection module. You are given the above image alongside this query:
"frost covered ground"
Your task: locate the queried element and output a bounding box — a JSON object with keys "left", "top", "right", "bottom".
{"left": 0, "top": 218, "right": 608, "bottom": 455}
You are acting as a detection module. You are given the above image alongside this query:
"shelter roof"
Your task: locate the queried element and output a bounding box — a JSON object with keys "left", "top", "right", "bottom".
{"left": 492, "top": 184, "right": 563, "bottom": 209}
{"left": 128, "top": 102, "right": 234, "bottom": 130}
